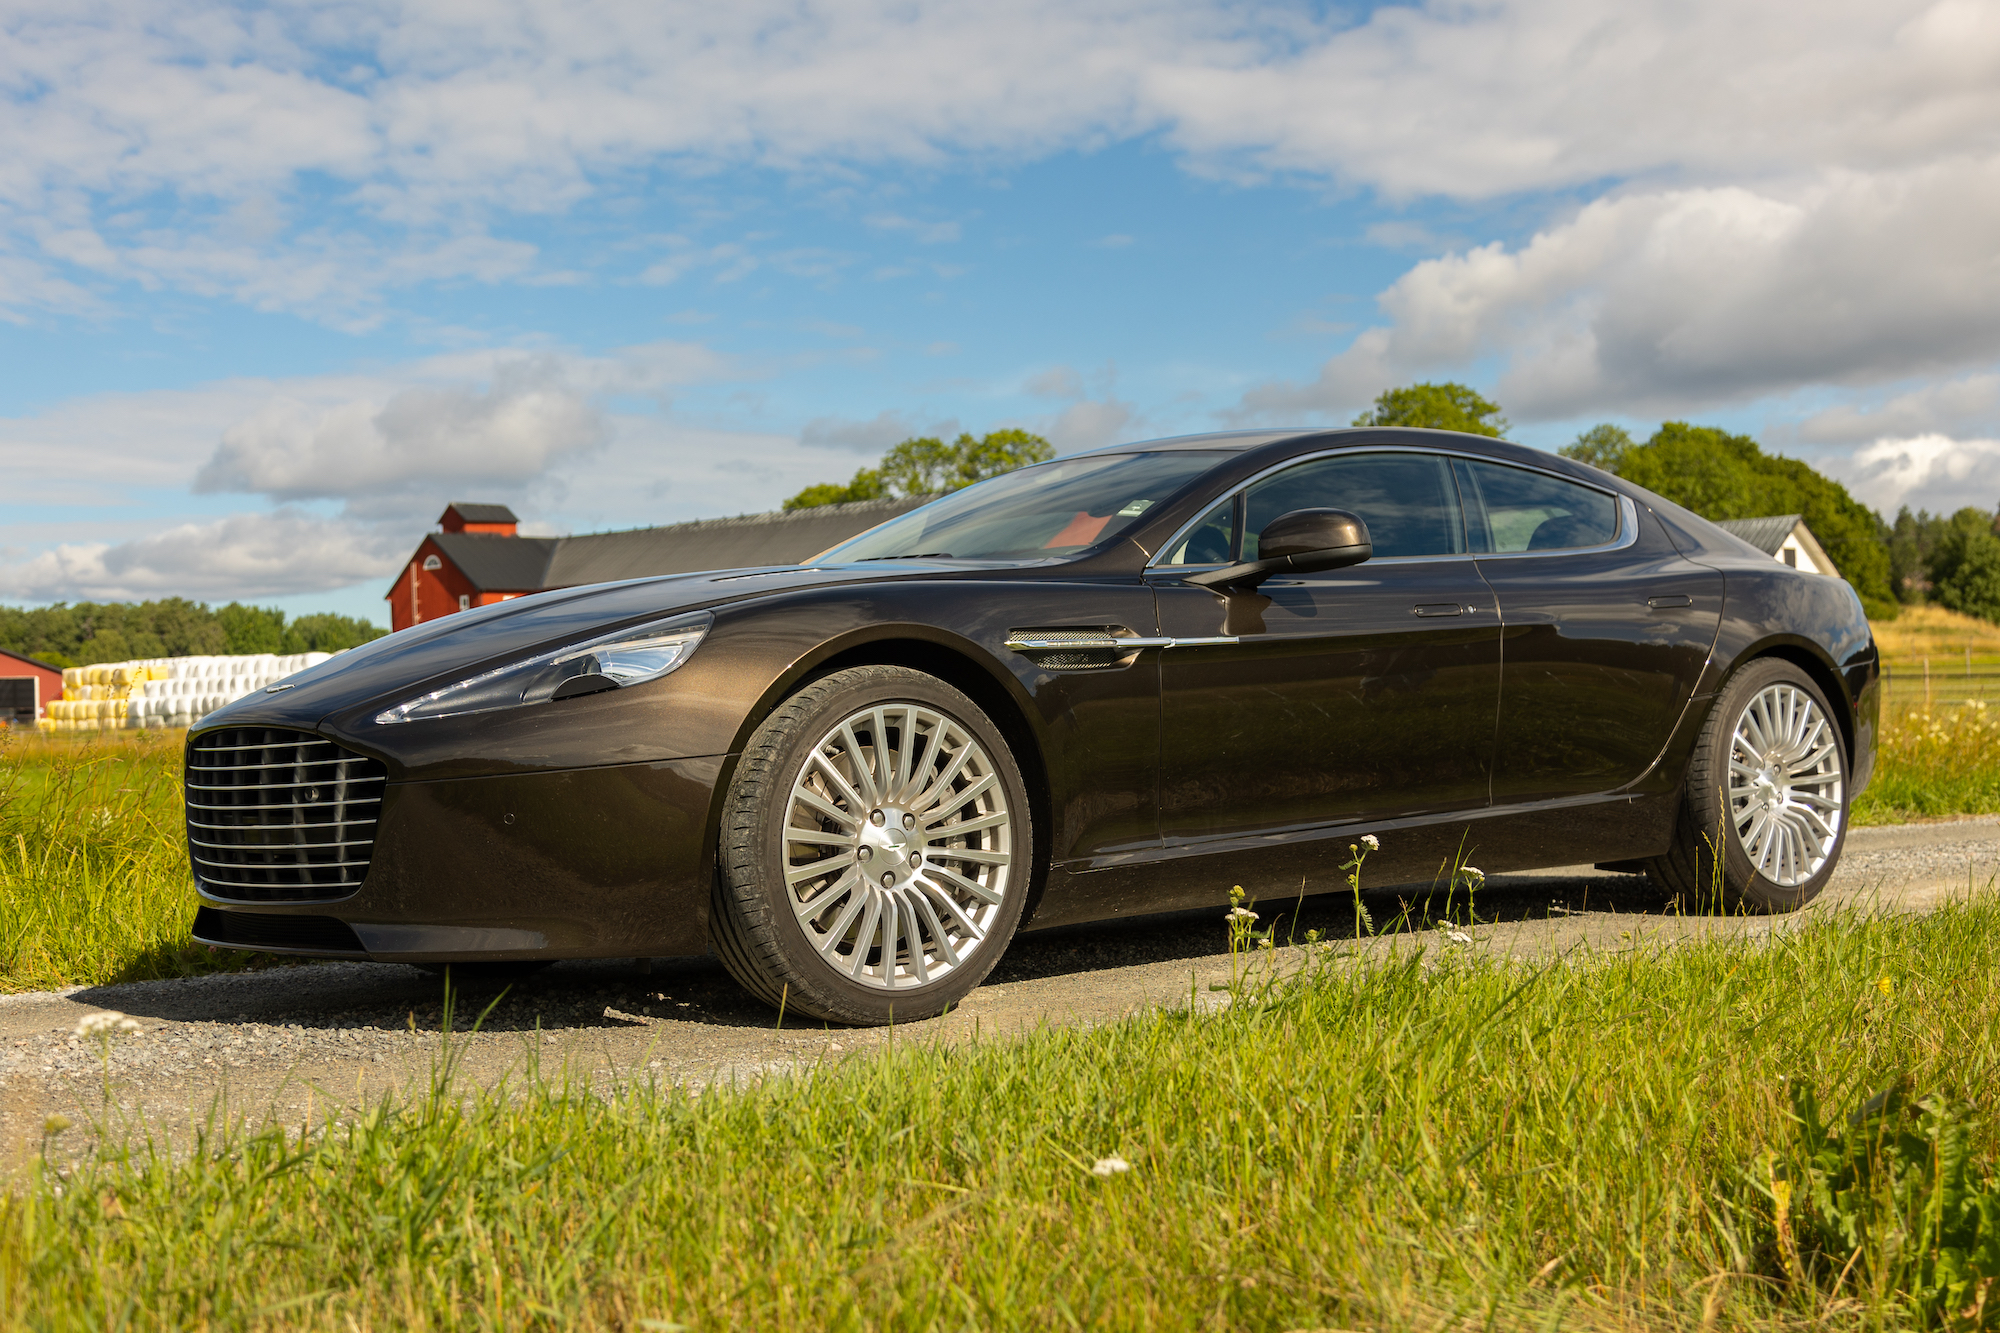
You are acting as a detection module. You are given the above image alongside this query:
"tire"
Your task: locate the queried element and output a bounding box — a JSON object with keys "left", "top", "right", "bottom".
{"left": 712, "top": 666, "right": 1033, "bottom": 1026}
{"left": 1645, "top": 657, "right": 1849, "bottom": 912}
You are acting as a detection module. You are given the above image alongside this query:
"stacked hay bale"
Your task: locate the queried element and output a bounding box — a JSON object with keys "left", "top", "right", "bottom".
{"left": 42, "top": 653, "right": 336, "bottom": 732}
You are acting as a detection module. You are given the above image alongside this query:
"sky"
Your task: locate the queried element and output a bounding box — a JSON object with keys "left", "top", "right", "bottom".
{"left": 4, "top": 0, "right": 2000, "bottom": 625}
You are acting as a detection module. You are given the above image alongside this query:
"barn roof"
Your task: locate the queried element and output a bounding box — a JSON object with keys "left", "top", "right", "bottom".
{"left": 1712, "top": 514, "right": 1803, "bottom": 555}
{"left": 446, "top": 502, "right": 520, "bottom": 525}
{"left": 0, "top": 647, "right": 64, "bottom": 674}
{"left": 411, "top": 495, "right": 933, "bottom": 594}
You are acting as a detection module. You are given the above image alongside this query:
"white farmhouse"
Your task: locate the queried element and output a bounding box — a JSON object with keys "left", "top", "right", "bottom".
{"left": 1713, "top": 515, "right": 1837, "bottom": 577}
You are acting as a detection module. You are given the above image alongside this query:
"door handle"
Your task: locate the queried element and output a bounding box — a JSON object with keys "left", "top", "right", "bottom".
{"left": 1647, "top": 594, "right": 1693, "bottom": 609}
{"left": 1411, "top": 603, "right": 1464, "bottom": 617}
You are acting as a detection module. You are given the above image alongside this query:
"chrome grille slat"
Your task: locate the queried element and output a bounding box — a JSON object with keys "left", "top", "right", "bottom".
{"left": 185, "top": 727, "right": 386, "bottom": 904}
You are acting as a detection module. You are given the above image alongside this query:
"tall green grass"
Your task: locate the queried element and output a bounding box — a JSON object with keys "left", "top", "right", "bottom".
{"left": 1855, "top": 700, "right": 2000, "bottom": 824}
{"left": 0, "top": 731, "right": 238, "bottom": 991}
{"left": 9, "top": 899, "right": 1998, "bottom": 1330}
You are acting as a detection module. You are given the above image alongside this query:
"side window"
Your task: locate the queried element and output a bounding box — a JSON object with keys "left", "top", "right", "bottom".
{"left": 1161, "top": 498, "right": 1236, "bottom": 565}
{"left": 1454, "top": 459, "right": 1618, "bottom": 553}
{"left": 1244, "top": 452, "right": 1464, "bottom": 560}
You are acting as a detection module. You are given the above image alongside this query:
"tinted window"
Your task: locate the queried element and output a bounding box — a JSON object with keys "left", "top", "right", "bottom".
{"left": 819, "top": 451, "right": 1228, "bottom": 564}
{"left": 1161, "top": 498, "right": 1235, "bottom": 565}
{"left": 1244, "top": 452, "right": 1464, "bottom": 560}
{"left": 1454, "top": 459, "right": 1618, "bottom": 553}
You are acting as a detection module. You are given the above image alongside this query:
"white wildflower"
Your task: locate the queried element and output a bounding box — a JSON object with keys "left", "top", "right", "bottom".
{"left": 1090, "top": 1155, "right": 1132, "bottom": 1177}
{"left": 1446, "top": 930, "right": 1474, "bottom": 945}
{"left": 1224, "top": 906, "right": 1259, "bottom": 923}
{"left": 1257, "top": 937, "right": 1275, "bottom": 950}
{"left": 73, "top": 1011, "right": 142, "bottom": 1039}
{"left": 1460, "top": 866, "right": 1485, "bottom": 888}
{"left": 1360, "top": 834, "right": 1379, "bottom": 851}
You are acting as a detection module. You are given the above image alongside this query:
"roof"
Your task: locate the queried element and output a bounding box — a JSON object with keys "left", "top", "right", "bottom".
{"left": 1713, "top": 514, "right": 1805, "bottom": 556}
{"left": 405, "top": 494, "right": 935, "bottom": 594}
{"left": 0, "top": 647, "right": 63, "bottom": 673}
{"left": 447, "top": 502, "right": 520, "bottom": 525}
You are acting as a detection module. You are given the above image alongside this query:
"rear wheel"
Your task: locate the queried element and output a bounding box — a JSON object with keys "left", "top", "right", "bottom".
{"left": 712, "top": 666, "right": 1032, "bottom": 1025}
{"left": 1646, "top": 658, "right": 1849, "bottom": 911}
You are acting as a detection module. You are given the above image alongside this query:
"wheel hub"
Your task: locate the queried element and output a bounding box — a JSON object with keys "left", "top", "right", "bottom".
{"left": 857, "top": 806, "right": 922, "bottom": 883}
{"left": 1725, "top": 683, "right": 1844, "bottom": 888}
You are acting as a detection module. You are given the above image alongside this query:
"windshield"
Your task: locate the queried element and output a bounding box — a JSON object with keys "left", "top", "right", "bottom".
{"left": 817, "top": 451, "right": 1229, "bottom": 564}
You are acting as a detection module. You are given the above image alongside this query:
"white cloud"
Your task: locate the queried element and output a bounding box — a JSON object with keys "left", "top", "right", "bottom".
{"left": 1, "top": 510, "right": 402, "bottom": 602}
{"left": 8, "top": 0, "right": 1999, "bottom": 325}
{"left": 1822, "top": 434, "right": 2000, "bottom": 518}
{"left": 194, "top": 356, "right": 608, "bottom": 510}
{"left": 1798, "top": 374, "right": 2000, "bottom": 445}
{"left": 797, "top": 411, "right": 954, "bottom": 454}
{"left": 1243, "top": 158, "right": 2000, "bottom": 421}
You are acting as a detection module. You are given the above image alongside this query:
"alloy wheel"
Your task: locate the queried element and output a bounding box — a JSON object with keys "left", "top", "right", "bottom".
{"left": 781, "top": 702, "right": 1015, "bottom": 989}
{"left": 1725, "top": 682, "right": 1844, "bottom": 887}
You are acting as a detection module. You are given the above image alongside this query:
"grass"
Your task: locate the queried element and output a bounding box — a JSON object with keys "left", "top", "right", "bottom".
{"left": 1870, "top": 605, "right": 2000, "bottom": 673}
{"left": 9, "top": 897, "right": 2000, "bottom": 1330}
{"left": 0, "top": 729, "right": 257, "bottom": 992}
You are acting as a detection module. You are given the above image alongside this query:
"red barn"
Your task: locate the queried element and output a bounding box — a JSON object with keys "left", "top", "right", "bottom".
{"left": 0, "top": 647, "right": 64, "bottom": 726}
{"left": 386, "top": 496, "right": 931, "bottom": 633}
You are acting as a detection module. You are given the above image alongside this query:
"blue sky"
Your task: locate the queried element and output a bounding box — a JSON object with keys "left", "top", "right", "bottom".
{"left": 5, "top": 0, "right": 2000, "bottom": 624}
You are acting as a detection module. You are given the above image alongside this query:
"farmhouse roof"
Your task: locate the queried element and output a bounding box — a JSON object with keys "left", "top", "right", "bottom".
{"left": 411, "top": 495, "right": 933, "bottom": 594}
{"left": 1712, "top": 514, "right": 1803, "bottom": 555}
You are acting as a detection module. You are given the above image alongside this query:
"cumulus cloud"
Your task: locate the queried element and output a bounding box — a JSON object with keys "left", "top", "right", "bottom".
{"left": 1798, "top": 374, "right": 2000, "bottom": 445}
{"left": 1820, "top": 434, "right": 2000, "bottom": 518}
{"left": 1242, "top": 157, "right": 2000, "bottom": 421}
{"left": 194, "top": 357, "right": 609, "bottom": 511}
{"left": 1, "top": 511, "right": 403, "bottom": 602}
{"left": 7, "top": 0, "right": 1999, "bottom": 325}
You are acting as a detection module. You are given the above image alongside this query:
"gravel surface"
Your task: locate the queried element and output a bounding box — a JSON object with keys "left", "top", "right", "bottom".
{"left": 7, "top": 817, "right": 1996, "bottom": 1159}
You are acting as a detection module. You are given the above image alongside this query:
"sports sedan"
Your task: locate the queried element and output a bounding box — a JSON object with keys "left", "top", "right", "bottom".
{"left": 186, "top": 427, "right": 1878, "bottom": 1024}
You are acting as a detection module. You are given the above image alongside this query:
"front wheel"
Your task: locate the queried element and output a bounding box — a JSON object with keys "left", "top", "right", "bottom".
{"left": 712, "top": 666, "right": 1032, "bottom": 1025}
{"left": 1646, "top": 658, "right": 1849, "bottom": 911}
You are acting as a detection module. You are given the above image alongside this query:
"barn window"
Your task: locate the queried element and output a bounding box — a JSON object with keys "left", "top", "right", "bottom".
{"left": 422, "top": 555, "right": 442, "bottom": 571}
{"left": 458, "top": 594, "right": 470, "bottom": 610}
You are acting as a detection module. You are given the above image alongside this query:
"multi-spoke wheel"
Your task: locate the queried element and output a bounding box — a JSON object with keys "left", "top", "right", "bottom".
{"left": 712, "top": 666, "right": 1032, "bottom": 1024}
{"left": 1645, "top": 658, "right": 1850, "bottom": 911}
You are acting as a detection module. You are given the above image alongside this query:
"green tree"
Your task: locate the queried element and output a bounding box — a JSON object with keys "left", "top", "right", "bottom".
{"left": 782, "top": 467, "right": 888, "bottom": 511}
{"left": 1353, "top": 383, "right": 1508, "bottom": 437}
{"left": 1567, "top": 421, "right": 1896, "bottom": 614}
{"left": 218, "top": 603, "right": 288, "bottom": 654}
{"left": 785, "top": 429, "right": 1054, "bottom": 509}
{"left": 1929, "top": 509, "right": 2000, "bottom": 621}
{"left": 1560, "top": 423, "right": 1635, "bottom": 473}
{"left": 283, "top": 612, "right": 390, "bottom": 653}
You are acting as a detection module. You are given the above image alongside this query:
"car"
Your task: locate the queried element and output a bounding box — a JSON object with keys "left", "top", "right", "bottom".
{"left": 185, "top": 427, "right": 1878, "bottom": 1024}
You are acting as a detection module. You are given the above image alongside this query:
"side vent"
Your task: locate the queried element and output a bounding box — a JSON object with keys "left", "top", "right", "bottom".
{"left": 1004, "top": 628, "right": 1144, "bottom": 671}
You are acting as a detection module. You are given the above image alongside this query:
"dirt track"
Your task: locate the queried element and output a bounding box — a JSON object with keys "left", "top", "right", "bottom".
{"left": 7, "top": 817, "right": 1997, "bottom": 1161}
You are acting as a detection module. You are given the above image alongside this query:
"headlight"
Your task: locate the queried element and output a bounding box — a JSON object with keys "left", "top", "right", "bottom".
{"left": 373, "top": 613, "right": 711, "bottom": 725}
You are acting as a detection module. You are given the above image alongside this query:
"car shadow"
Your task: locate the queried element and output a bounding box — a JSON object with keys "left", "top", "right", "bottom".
{"left": 74, "top": 867, "right": 1692, "bottom": 1035}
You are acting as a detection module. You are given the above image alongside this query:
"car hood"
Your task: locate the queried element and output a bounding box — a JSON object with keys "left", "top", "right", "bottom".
{"left": 200, "top": 563, "right": 948, "bottom": 732}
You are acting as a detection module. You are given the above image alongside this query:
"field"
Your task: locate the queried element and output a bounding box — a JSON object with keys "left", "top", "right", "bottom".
{"left": 7, "top": 896, "right": 1998, "bottom": 1330}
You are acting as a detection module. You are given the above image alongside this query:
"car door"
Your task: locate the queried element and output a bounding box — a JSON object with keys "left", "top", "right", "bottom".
{"left": 1149, "top": 449, "right": 1502, "bottom": 846}
{"left": 1452, "top": 457, "right": 1724, "bottom": 803}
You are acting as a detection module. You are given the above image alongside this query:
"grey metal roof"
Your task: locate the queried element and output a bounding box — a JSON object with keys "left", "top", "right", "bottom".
{"left": 410, "top": 495, "right": 934, "bottom": 593}
{"left": 447, "top": 502, "right": 520, "bottom": 525}
{"left": 1712, "top": 514, "right": 1803, "bottom": 556}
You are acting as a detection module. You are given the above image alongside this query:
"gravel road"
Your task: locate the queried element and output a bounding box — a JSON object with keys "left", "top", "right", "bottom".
{"left": 8, "top": 818, "right": 1997, "bottom": 1162}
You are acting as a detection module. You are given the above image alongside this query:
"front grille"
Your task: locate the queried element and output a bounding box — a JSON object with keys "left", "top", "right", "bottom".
{"left": 186, "top": 727, "right": 386, "bottom": 902}
{"left": 192, "top": 906, "right": 366, "bottom": 954}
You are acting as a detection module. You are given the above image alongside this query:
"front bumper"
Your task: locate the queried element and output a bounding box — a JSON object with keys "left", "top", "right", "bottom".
{"left": 192, "top": 755, "right": 726, "bottom": 962}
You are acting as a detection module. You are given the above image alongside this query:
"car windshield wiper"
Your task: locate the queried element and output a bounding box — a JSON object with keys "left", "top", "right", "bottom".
{"left": 855, "top": 552, "right": 954, "bottom": 560}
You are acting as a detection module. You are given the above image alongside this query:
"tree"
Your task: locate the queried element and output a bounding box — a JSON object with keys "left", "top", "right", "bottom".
{"left": 1561, "top": 424, "right": 1635, "bottom": 473}
{"left": 1564, "top": 421, "right": 1896, "bottom": 615}
{"left": 785, "top": 429, "right": 1054, "bottom": 509}
{"left": 1353, "top": 383, "right": 1508, "bottom": 437}
{"left": 781, "top": 467, "right": 888, "bottom": 511}
{"left": 0, "top": 599, "right": 386, "bottom": 664}
{"left": 1929, "top": 509, "right": 2000, "bottom": 622}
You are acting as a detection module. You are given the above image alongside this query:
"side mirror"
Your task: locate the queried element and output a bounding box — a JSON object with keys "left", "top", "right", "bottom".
{"left": 1184, "top": 508, "right": 1372, "bottom": 591}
